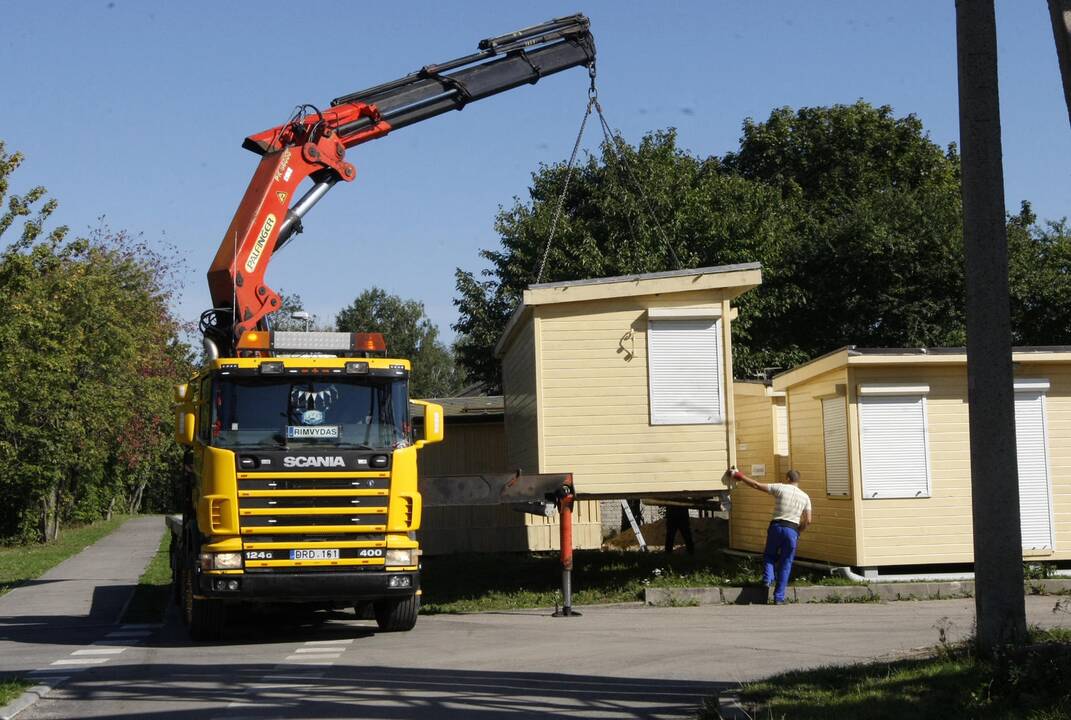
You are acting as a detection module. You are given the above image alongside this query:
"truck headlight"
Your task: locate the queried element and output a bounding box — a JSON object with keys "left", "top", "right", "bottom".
{"left": 200, "top": 552, "right": 243, "bottom": 570}
{"left": 384, "top": 549, "right": 415, "bottom": 566}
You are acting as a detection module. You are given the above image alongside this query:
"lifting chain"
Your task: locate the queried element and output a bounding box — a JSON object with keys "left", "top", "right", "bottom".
{"left": 535, "top": 65, "right": 599, "bottom": 284}
{"left": 535, "top": 63, "right": 683, "bottom": 284}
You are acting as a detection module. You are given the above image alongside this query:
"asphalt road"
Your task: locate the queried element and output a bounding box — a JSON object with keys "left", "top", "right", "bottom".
{"left": 7, "top": 596, "right": 1070, "bottom": 719}
{"left": 3, "top": 518, "right": 1070, "bottom": 719}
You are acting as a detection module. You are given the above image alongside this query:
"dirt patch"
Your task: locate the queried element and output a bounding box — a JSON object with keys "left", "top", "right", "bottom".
{"left": 604, "top": 515, "right": 728, "bottom": 551}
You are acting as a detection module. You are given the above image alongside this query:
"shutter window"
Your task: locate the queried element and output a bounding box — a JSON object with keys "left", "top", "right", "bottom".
{"left": 859, "top": 394, "right": 930, "bottom": 499}
{"left": 1014, "top": 390, "right": 1054, "bottom": 550}
{"left": 774, "top": 401, "right": 789, "bottom": 457}
{"left": 822, "top": 397, "right": 849, "bottom": 497}
{"left": 647, "top": 318, "right": 723, "bottom": 425}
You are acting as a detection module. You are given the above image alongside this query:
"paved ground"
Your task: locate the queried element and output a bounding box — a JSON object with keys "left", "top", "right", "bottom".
{"left": 3, "top": 519, "right": 1070, "bottom": 719}
{"left": 0, "top": 515, "right": 163, "bottom": 677}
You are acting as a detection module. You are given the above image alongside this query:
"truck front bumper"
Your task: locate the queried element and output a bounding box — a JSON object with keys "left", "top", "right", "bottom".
{"left": 198, "top": 570, "right": 419, "bottom": 602}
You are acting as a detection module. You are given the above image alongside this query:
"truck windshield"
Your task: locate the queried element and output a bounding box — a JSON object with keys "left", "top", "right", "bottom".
{"left": 210, "top": 377, "right": 410, "bottom": 450}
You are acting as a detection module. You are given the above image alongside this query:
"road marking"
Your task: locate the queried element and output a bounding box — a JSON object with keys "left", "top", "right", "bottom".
{"left": 50, "top": 658, "right": 110, "bottom": 666}
{"left": 282, "top": 657, "right": 337, "bottom": 664}
{"left": 305, "top": 638, "right": 354, "bottom": 645}
{"left": 71, "top": 648, "right": 126, "bottom": 656}
{"left": 293, "top": 648, "right": 343, "bottom": 654}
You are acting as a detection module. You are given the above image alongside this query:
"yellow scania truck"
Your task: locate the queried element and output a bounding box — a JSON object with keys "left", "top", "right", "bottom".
{"left": 169, "top": 16, "right": 596, "bottom": 640}
{"left": 172, "top": 331, "right": 443, "bottom": 639}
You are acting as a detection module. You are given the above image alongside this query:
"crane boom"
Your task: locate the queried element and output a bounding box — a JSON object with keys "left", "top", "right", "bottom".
{"left": 204, "top": 14, "right": 595, "bottom": 353}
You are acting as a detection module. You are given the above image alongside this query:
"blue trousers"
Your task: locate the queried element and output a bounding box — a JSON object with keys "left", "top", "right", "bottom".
{"left": 763, "top": 523, "right": 799, "bottom": 603}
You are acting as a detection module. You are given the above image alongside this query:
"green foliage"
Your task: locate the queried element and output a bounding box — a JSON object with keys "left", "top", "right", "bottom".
{"left": 453, "top": 102, "right": 1070, "bottom": 389}
{"left": 0, "top": 679, "right": 31, "bottom": 708}
{"left": 1007, "top": 202, "right": 1071, "bottom": 347}
{"left": 336, "top": 287, "right": 463, "bottom": 398}
{"left": 265, "top": 290, "right": 323, "bottom": 331}
{"left": 709, "top": 634, "right": 1071, "bottom": 720}
{"left": 0, "top": 141, "right": 193, "bottom": 542}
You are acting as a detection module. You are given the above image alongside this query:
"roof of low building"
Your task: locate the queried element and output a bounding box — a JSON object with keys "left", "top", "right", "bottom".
{"left": 772, "top": 345, "right": 1071, "bottom": 390}
{"left": 496, "top": 263, "right": 763, "bottom": 357}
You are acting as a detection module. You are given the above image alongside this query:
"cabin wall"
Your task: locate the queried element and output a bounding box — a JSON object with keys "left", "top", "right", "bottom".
{"left": 536, "top": 290, "right": 735, "bottom": 495}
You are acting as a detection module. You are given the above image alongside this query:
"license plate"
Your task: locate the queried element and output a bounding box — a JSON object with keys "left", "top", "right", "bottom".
{"left": 289, "top": 549, "right": 340, "bottom": 560}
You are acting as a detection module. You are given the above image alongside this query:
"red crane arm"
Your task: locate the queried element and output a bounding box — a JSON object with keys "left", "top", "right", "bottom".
{"left": 203, "top": 14, "right": 595, "bottom": 353}
{"left": 206, "top": 102, "right": 391, "bottom": 339}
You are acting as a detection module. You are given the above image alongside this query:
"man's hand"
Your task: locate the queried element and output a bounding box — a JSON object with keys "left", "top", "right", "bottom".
{"left": 730, "top": 468, "right": 770, "bottom": 494}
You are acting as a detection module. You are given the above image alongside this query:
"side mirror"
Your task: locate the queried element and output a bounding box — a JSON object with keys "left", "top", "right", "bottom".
{"left": 411, "top": 400, "right": 444, "bottom": 448}
{"left": 175, "top": 405, "right": 196, "bottom": 446}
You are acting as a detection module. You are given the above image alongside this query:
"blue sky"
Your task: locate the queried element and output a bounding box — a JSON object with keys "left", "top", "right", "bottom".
{"left": 2, "top": 1, "right": 1067, "bottom": 341}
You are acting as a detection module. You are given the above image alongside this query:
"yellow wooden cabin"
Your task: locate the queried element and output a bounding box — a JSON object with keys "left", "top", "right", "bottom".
{"left": 730, "top": 347, "right": 1071, "bottom": 574}
{"left": 495, "top": 264, "right": 763, "bottom": 498}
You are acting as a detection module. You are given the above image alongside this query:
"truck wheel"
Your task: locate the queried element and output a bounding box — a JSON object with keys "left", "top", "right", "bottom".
{"left": 189, "top": 597, "right": 226, "bottom": 641}
{"left": 182, "top": 566, "right": 225, "bottom": 641}
{"left": 373, "top": 595, "right": 419, "bottom": 632}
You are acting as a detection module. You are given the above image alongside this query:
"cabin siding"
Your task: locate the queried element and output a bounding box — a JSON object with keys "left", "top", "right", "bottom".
{"left": 1044, "top": 364, "right": 1071, "bottom": 560}
{"left": 852, "top": 363, "right": 1071, "bottom": 565}
{"left": 783, "top": 368, "right": 857, "bottom": 566}
{"left": 851, "top": 366, "right": 974, "bottom": 566}
{"left": 730, "top": 388, "right": 778, "bottom": 553}
{"left": 536, "top": 290, "right": 734, "bottom": 495}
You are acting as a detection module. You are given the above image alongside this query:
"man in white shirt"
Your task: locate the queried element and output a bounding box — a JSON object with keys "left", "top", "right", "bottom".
{"left": 732, "top": 468, "right": 812, "bottom": 604}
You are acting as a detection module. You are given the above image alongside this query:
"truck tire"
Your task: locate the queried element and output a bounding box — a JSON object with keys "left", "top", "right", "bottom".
{"left": 189, "top": 596, "right": 226, "bottom": 641}
{"left": 373, "top": 595, "right": 419, "bottom": 632}
{"left": 182, "top": 564, "right": 225, "bottom": 641}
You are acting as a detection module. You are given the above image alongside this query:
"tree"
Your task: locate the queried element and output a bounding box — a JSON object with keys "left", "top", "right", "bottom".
{"left": 454, "top": 129, "right": 789, "bottom": 390}
{"left": 266, "top": 290, "right": 322, "bottom": 331}
{"left": 1007, "top": 202, "right": 1071, "bottom": 346}
{"left": 453, "top": 103, "right": 988, "bottom": 388}
{"left": 723, "top": 102, "right": 967, "bottom": 374}
{"left": 0, "top": 141, "right": 193, "bottom": 542}
{"left": 336, "top": 288, "right": 462, "bottom": 398}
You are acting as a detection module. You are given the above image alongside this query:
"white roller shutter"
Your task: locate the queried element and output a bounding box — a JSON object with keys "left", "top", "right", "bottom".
{"left": 647, "top": 318, "right": 723, "bottom": 425}
{"left": 822, "top": 397, "right": 849, "bottom": 497}
{"left": 774, "top": 401, "right": 789, "bottom": 457}
{"left": 1014, "top": 390, "right": 1054, "bottom": 550}
{"left": 859, "top": 394, "right": 931, "bottom": 499}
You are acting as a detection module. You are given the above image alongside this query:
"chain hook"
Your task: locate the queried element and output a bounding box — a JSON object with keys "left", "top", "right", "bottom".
{"left": 587, "top": 63, "right": 598, "bottom": 101}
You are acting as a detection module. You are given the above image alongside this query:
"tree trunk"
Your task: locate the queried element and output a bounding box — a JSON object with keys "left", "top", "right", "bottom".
{"left": 127, "top": 479, "right": 147, "bottom": 515}
{"left": 40, "top": 488, "right": 59, "bottom": 543}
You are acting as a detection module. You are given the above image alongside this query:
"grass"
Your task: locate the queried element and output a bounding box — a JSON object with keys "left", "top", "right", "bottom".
{"left": 0, "top": 515, "right": 131, "bottom": 597}
{"left": 120, "top": 530, "right": 173, "bottom": 624}
{"left": 419, "top": 547, "right": 858, "bottom": 613}
{"left": 0, "top": 679, "right": 31, "bottom": 707}
{"left": 701, "top": 628, "right": 1071, "bottom": 720}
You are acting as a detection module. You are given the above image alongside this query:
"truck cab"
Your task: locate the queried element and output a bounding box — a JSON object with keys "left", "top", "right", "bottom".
{"left": 173, "top": 330, "right": 443, "bottom": 639}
